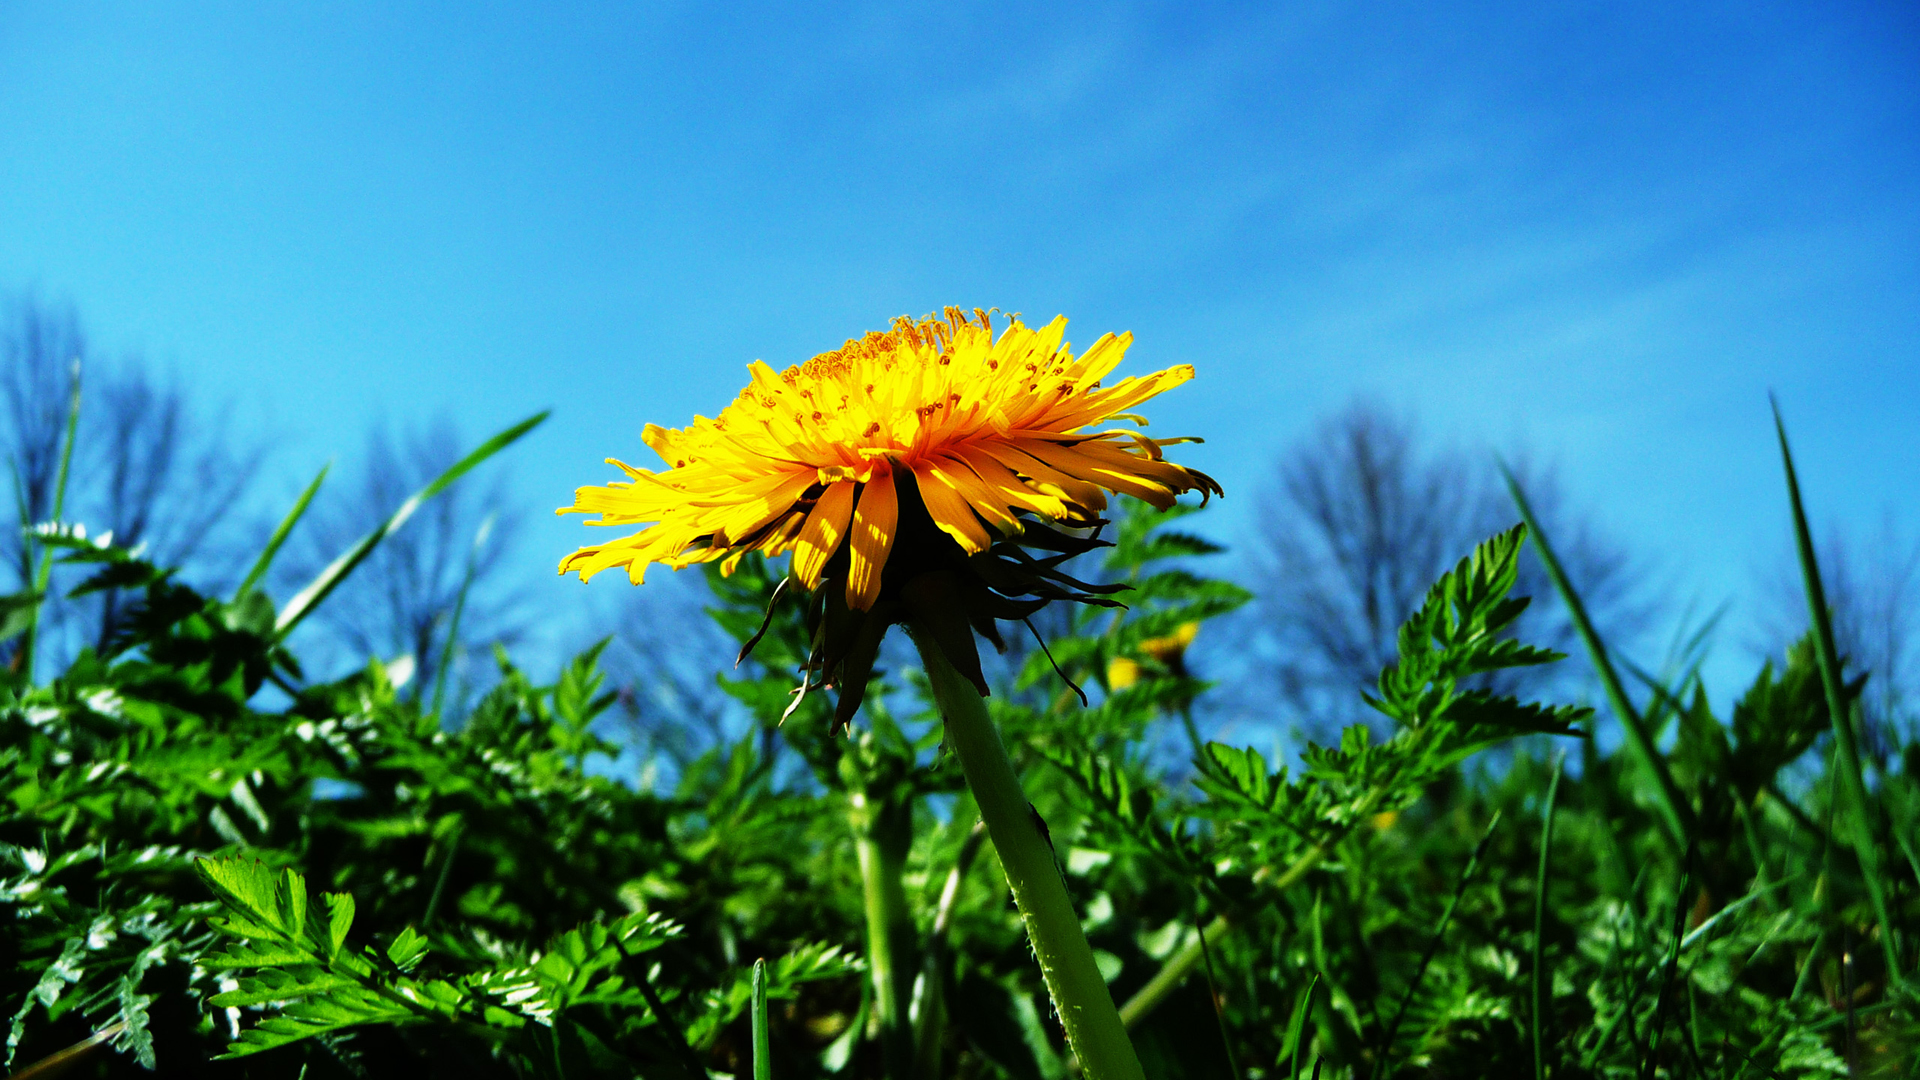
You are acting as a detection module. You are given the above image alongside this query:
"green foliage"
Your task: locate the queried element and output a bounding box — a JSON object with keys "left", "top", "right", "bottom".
{"left": 0, "top": 420, "right": 1913, "bottom": 1079}
{"left": 192, "top": 853, "right": 852, "bottom": 1072}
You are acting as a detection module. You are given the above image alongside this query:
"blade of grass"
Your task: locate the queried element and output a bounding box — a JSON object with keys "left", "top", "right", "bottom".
{"left": 234, "top": 464, "right": 329, "bottom": 601}
{"left": 1282, "top": 973, "right": 1319, "bottom": 1080}
{"left": 615, "top": 934, "right": 704, "bottom": 1076}
{"left": 422, "top": 820, "right": 462, "bottom": 927}
{"left": 1503, "top": 462, "right": 1692, "bottom": 852}
{"left": 1195, "top": 900, "right": 1241, "bottom": 1079}
{"left": 10, "top": 462, "right": 31, "bottom": 596}
{"left": 1373, "top": 811, "right": 1502, "bottom": 1080}
{"left": 1886, "top": 781, "right": 1920, "bottom": 905}
{"left": 1771, "top": 396, "right": 1902, "bottom": 984}
{"left": 1640, "top": 842, "right": 1694, "bottom": 1080}
{"left": 20, "top": 360, "right": 81, "bottom": 684}
{"left": 275, "top": 411, "right": 547, "bottom": 639}
{"left": 752, "top": 957, "right": 771, "bottom": 1080}
{"left": 429, "top": 512, "right": 492, "bottom": 716}
{"left": 1534, "top": 755, "right": 1564, "bottom": 1080}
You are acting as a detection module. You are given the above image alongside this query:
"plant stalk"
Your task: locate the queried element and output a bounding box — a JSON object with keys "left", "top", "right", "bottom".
{"left": 913, "top": 819, "right": 988, "bottom": 1076}
{"left": 1534, "top": 756, "right": 1564, "bottom": 1080}
{"left": 850, "top": 788, "right": 916, "bottom": 1079}
{"left": 909, "top": 618, "right": 1144, "bottom": 1080}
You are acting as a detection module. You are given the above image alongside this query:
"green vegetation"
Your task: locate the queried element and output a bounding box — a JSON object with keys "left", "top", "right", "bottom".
{"left": 1, "top": 410, "right": 1915, "bottom": 1078}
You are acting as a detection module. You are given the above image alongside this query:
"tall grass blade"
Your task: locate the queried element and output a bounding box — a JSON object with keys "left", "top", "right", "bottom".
{"left": 1283, "top": 972, "right": 1319, "bottom": 1080}
{"left": 1770, "top": 396, "right": 1902, "bottom": 984}
{"left": 235, "top": 464, "right": 328, "bottom": 601}
{"left": 1534, "top": 755, "right": 1563, "bottom": 1080}
{"left": 275, "top": 411, "right": 547, "bottom": 639}
{"left": 21, "top": 360, "right": 81, "bottom": 685}
{"left": 1502, "top": 462, "right": 1692, "bottom": 851}
{"left": 1195, "top": 902, "right": 1240, "bottom": 1078}
{"left": 430, "top": 512, "right": 492, "bottom": 717}
{"left": 1641, "top": 842, "right": 1694, "bottom": 1080}
{"left": 422, "top": 821, "right": 461, "bottom": 927}
{"left": 752, "top": 957, "right": 772, "bottom": 1080}
{"left": 10, "top": 462, "right": 30, "bottom": 596}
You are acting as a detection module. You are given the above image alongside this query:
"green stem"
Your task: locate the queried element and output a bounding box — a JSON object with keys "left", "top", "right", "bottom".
{"left": 909, "top": 619, "right": 1144, "bottom": 1080}
{"left": 913, "top": 819, "right": 988, "bottom": 1077}
{"left": 850, "top": 789, "right": 915, "bottom": 1079}
{"left": 1534, "top": 756, "right": 1564, "bottom": 1080}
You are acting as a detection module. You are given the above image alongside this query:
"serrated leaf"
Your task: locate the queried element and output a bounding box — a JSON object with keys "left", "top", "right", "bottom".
{"left": 325, "top": 893, "right": 355, "bottom": 959}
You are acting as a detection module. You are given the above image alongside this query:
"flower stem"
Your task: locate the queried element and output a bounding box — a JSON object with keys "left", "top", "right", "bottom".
{"left": 909, "top": 620, "right": 1144, "bottom": 1080}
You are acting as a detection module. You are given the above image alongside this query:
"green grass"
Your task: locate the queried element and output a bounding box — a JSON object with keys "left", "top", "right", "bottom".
{"left": 0, "top": 409, "right": 1912, "bottom": 1078}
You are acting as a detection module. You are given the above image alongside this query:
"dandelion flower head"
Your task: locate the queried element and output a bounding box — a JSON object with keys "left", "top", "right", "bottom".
{"left": 558, "top": 307, "right": 1218, "bottom": 612}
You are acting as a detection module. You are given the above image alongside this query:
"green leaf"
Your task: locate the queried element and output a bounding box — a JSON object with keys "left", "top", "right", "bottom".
{"left": 386, "top": 926, "right": 427, "bottom": 972}
{"left": 553, "top": 639, "right": 614, "bottom": 731}
{"left": 0, "top": 592, "right": 42, "bottom": 643}
{"left": 327, "top": 899, "right": 372, "bottom": 962}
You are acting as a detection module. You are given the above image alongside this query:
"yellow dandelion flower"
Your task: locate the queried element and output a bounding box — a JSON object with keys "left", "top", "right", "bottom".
{"left": 557, "top": 306, "right": 1208, "bottom": 1079}
{"left": 1106, "top": 656, "right": 1142, "bottom": 691}
{"left": 558, "top": 307, "right": 1218, "bottom": 614}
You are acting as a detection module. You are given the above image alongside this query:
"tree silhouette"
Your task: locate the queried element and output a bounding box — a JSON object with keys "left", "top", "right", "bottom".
{"left": 1242, "top": 399, "right": 1645, "bottom": 738}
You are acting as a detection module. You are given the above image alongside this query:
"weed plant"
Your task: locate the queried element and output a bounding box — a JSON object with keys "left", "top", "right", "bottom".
{"left": 0, "top": 406, "right": 1913, "bottom": 1077}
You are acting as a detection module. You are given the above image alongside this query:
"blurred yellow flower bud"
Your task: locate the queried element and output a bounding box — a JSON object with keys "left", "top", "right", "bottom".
{"left": 1107, "top": 656, "right": 1142, "bottom": 690}
{"left": 1138, "top": 622, "right": 1201, "bottom": 676}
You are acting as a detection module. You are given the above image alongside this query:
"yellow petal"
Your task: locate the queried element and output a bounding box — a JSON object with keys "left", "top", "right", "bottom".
{"left": 912, "top": 463, "right": 991, "bottom": 553}
{"left": 846, "top": 466, "right": 898, "bottom": 611}
{"left": 922, "top": 455, "right": 1022, "bottom": 535}
{"left": 791, "top": 481, "right": 856, "bottom": 589}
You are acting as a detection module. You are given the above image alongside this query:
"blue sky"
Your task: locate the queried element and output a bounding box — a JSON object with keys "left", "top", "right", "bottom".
{"left": 2, "top": 1, "right": 1916, "bottom": 706}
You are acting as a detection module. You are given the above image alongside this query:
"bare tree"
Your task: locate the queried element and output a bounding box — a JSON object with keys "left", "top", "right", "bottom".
{"left": 75, "top": 359, "right": 263, "bottom": 648}
{"left": 1241, "top": 399, "right": 1645, "bottom": 738}
{"left": 284, "top": 417, "right": 527, "bottom": 712}
{"left": 595, "top": 574, "right": 743, "bottom": 786}
{"left": 1756, "top": 514, "right": 1919, "bottom": 763}
{"left": 3, "top": 293, "right": 261, "bottom": 664}
{"left": 2, "top": 295, "right": 84, "bottom": 594}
